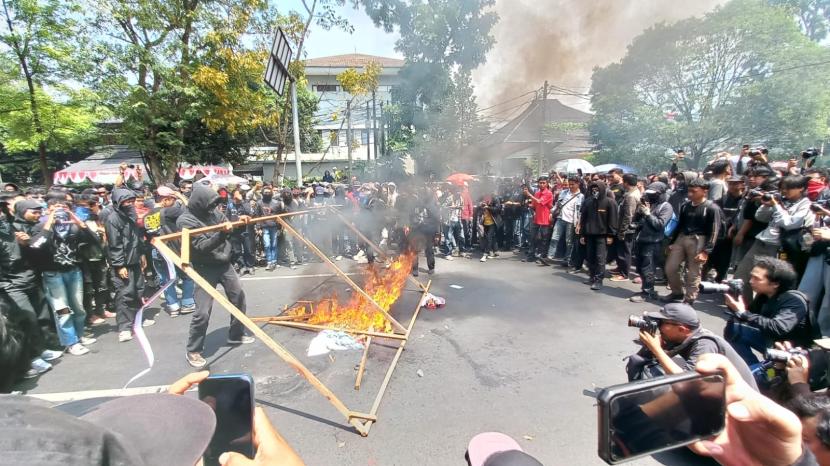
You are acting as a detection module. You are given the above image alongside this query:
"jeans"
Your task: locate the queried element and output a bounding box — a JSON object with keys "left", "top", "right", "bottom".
{"left": 152, "top": 248, "right": 195, "bottom": 311}
{"left": 548, "top": 219, "right": 573, "bottom": 259}
{"left": 443, "top": 221, "right": 462, "bottom": 254}
{"left": 635, "top": 242, "right": 661, "bottom": 293}
{"left": 231, "top": 229, "right": 256, "bottom": 268}
{"left": 188, "top": 263, "right": 246, "bottom": 353}
{"left": 262, "top": 226, "right": 279, "bottom": 265}
{"left": 527, "top": 223, "right": 552, "bottom": 260}
{"left": 81, "top": 260, "right": 110, "bottom": 318}
{"left": 725, "top": 322, "right": 768, "bottom": 366}
{"left": 42, "top": 268, "right": 86, "bottom": 347}
{"left": 615, "top": 234, "right": 635, "bottom": 277}
{"left": 799, "top": 255, "right": 830, "bottom": 337}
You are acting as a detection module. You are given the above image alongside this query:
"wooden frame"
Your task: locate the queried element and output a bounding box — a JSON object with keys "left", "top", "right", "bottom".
{"left": 151, "top": 207, "right": 428, "bottom": 436}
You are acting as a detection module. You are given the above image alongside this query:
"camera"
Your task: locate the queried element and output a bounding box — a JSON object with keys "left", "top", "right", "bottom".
{"left": 802, "top": 148, "right": 820, "bottom": 160}
{"left": 698, "top": 279, "right": 743, "bottom": 298}
{"left": 811, "top": 200, "right": 830, "bottom": 213}
{"left": 747, "top": 188, "right": 779, "bottom": 202}
{"left": 765, "top": 347, "right": 809, "bottom": 364}
{"left": 748, "top": 149, "right": 762, "bottom": 158}
{"left": 627, "top": 315, "right": 659, "bottom": 334}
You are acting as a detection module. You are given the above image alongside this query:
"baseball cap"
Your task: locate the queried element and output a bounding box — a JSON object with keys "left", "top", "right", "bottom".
{"left": 0, "top": 393, "right": 215, "bottom": 466}
{"left": 750, "top": 165, "right": 774, "bottom": 177}
{"left": 727, "top": 175, "right": 745, "bottom": 183}
{"left": 645, "top": 303, "right": 700, "bottom": 328}
{"left": 467, "top": 433, "right": 543, "bottom": 466}
{"left": 156, "top": 186, "right": 177, "bottom": 198}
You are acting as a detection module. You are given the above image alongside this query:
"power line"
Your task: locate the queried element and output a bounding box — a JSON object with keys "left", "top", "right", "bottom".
{"left": 475, "top": 88, "right": 541, "bottom": 114}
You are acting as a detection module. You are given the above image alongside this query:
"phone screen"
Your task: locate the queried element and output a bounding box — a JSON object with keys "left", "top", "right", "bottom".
{"left": 198, "top": 375, "right": 255, "bottom": 466}
{"left": 602, "top": 374, "right": 725, "bottom": 463}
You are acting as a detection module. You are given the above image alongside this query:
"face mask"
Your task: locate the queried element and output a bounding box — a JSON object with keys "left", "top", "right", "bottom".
{"left": 120, "top": 204, "right": 137, "bottom": 220}
{"left": 262, "top": 193, "right": 273, "bottom": 202}
{"left": 591, "top": 189, "right": 600, "bottom": 200}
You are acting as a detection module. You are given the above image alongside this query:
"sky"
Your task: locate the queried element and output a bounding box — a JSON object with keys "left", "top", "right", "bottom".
{"left": 280, "top": 0, "right": 401, "bottom": 60}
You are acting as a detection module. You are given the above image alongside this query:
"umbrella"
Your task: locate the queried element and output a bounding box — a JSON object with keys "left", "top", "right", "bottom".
{"left": 200, "top": 172, "right": 248, "bottom": 187}
{"left": 593, "top": 163, "right": 637, "bottom": 174}
{"left": 551, "top": 159, "right": 595, "bottom": 175}
{"left": 446, "top": 173, "right": 476, "bottom": 186}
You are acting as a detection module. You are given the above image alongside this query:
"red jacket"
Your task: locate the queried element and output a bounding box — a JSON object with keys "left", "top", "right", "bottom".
{"left": 532, "top": 188, "right": 554, "bottom": 226}
{"left": 461, "top": 188, "right": 474, "bottom": 221}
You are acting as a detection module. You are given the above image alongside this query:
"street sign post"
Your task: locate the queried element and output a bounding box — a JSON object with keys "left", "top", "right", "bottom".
{"left": 263, "top": 28, "right": 303, "bottom": 182}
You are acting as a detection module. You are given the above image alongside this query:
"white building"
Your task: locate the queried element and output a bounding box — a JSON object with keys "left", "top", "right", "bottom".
{"left": 237, "top": 53, "right": 404, "bottom": 182}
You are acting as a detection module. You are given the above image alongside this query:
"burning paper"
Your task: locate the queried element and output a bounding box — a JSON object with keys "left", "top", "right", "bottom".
{"left": 307, "top": 330, "right": 364, "bottom": 357}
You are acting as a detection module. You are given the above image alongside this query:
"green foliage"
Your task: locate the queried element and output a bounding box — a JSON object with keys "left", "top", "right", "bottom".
{"left": 353, "top": 0, "right": 497, "bottom": 173}
{"left": 590, "top": 0, "right": 830, "bottom": 172}
{"left": 769, "top": 0, "right": 830, "bottom": 41}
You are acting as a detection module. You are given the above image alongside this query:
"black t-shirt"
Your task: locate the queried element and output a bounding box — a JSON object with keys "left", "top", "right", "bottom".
{"left": 743, "top": 199, "right": 768, "bottom": 238}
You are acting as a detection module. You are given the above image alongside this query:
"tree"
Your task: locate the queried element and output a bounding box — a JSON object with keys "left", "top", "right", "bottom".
{"left": 769, "top": 0, "right": 830, "bottom": 41}
{"left": 1, "top": 0, "right": 88, "bottom": 186}
{"left": 354, "top": 0, "right": 497, "bottom": 172}
{"left": 590, "top": 0, "right": 830, "bottom": 172}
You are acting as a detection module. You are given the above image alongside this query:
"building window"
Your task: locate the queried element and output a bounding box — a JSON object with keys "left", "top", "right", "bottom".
{"left": 314, "top": 84, "right": 338, "bottom": 93}
{"left": 360, "top": 130, "right": 369, "bottom": 145}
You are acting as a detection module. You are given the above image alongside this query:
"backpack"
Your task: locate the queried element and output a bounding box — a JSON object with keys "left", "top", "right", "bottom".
{"left": 663, "top": 212, "right": 678, "bottom": 238}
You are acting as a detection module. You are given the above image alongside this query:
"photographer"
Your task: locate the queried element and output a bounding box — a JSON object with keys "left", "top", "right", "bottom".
{"left": 725, "top": 256, "right": 812, "bottom": 366}
{"left": 629, "top": 182, "right": 673, "bottom": 302}
{"left": 734, "top": 175, "right": 814, "bottom": 302}
{"left": 799, "top": 201, "right": 830, "bottom": 337}
{"left": 627, "top": 303, "right": 756, "bottom": 387}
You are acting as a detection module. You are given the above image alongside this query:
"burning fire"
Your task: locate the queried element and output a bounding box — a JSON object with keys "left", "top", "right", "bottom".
{"left": 287, "top": 252, "right": 416, "bottom": 333}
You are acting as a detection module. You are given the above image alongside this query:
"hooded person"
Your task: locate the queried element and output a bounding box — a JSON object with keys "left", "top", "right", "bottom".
{"left": 104, "top": 188, "right": 151, "bottom": 342}
{"left": 0, "top": 199, "right": 63, "bottom": 379}
{"left": 668, "top": 171, "right": 698, "bottom": 214}
{"left": 630, "top": 182, "right": 674, "bottom": 303}
{"left": 176, "top": 184, "right": 254, "bottom": 368}
{"left": 578, "top": 181, "right": 619, "bottom": 290}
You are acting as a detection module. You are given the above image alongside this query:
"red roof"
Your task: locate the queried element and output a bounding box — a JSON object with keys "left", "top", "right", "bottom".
{"left": 304, "top": 53, "right": 404, "bottom": 68}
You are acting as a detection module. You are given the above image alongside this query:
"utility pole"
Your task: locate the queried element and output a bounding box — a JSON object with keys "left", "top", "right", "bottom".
{"left": 379, "top": 101, "right": 385, "bottom": 157}
{"left": 366, "top": 100, "right": 371, "bottom": 162}
{"left": 347, "top": 99, "right": 353, "bottom": 182}
{"left": 290, "top": 81, "right": 303, "bottom": 184}
{"left": 539, "top": 80, "right": 549, "bottom": 176}
{"left": 372, "top": 91, "right": 378, "bottom": 160}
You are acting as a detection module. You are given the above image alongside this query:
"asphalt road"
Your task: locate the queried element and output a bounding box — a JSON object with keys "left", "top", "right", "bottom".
{"left": 17, "top": 251, "right": 730, "bottom": 466}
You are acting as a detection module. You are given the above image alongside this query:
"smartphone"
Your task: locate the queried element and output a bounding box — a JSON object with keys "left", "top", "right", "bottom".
{"left": 198, "top": 374, "right": 255, "bottom": 466}
{"left": 597, "top": 371, "right": 726, "bottom": 464}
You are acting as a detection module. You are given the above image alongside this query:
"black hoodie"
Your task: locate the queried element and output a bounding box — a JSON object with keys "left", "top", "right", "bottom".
{"left": 0, "top": 203, "right": 42, "bottom": 291}
{"left": 104, "top": 188, "right": 143, "bottom": 267}
{"left": 579, "top": 181, "right": 619, "bottom": 236}
{"left": 176, "top": 184, "right": 232, "bottom": 265}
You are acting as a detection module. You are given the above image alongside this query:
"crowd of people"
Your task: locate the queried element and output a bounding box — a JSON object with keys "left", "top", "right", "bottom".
{"left": 5, "top": 147, "right": 830, "bottom": 463}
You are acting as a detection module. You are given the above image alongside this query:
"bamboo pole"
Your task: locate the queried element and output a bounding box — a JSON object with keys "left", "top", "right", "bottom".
{"left": 355, "top": 329, "right": 372, "bottom": 391}
{"left": 275, "top": 216, "right": 408, "bottom": 334}
{"left": 180, "top": 228, "right": 191, "bottom": 266}
{"left": 249, "top": 315, "right": 309, "bottom": 323}
{"left": 363, "top": 280, "right": 430, "bottom": 435}
{"left": 152, "top": 238, "right": 369, "bottom": 436}
{"left": 269, "top": 320, "right": 406, "bottom": 341}
{"left": 152, "top": 207, "right": 329, "bottom": 242}
{"left": 328, "top": 206, "right": 428, "bottom": 293}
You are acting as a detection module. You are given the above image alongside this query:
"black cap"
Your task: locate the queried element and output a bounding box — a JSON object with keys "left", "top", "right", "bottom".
{"left": 645, "top": 303, "right": 700, "bottom": 328}
{"left": 0, "top": 393, "right": 216, "bottom": 466}
{"left": 751, "top": 165, "right": 774, "bottom": 177}
{"left": 727, "top": 175, "right": 745, "bottom": 183}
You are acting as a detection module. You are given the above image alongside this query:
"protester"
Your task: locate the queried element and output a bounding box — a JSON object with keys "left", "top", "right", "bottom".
{"left": 177, "top": 184, "right": 254, "bottom": 368}
{"left": 523, "top": 177, "right": 554, "bottom": 263}
{"left": 610, "top": 173, "right": 641, "bottom": 281}
{"left": 578, "top": 181, "right": 619, "bottom": 290}
{"left": 629, "top": 182, "right": 673, "bottom": 303}
{"left": 546, "top": 177, "right": 583, "bottom": 264}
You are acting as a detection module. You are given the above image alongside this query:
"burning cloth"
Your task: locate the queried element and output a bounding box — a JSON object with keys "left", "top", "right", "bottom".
{"left": 419, "top": 293, "right": 446, "bottom": 310}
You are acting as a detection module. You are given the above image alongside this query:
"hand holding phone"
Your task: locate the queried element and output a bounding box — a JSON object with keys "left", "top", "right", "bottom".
{"left": 199, "top": 374, "right": 255, "bottom": 466}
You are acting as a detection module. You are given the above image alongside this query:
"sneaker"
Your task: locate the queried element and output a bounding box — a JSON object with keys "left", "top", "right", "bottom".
{"left": 87, "top": 316, "right": 106, "bottom": 325}
{"left": 412, "top": 269, "right": 419, "bottom": 277}
{"left": 609, "top": 274, "right": 628, "bottom": 282}
{"left": 25, "top": 358, "right": 52, "bottom": 378}
{"left": 249, "top": 267, "right": 256, "bottom": 275}
{"left": 66, "top": 343, "right": 90, "bottom": 356}
{"left": 167, "top": 305, "right": 181, "bottom": 318}
{"left": 266, "top": 263, "right": 275, "bottom": 272}
{"left": 480, "top": 255, "right": 487, "bottom": 262}
{"left": 660, "top": 293, "right": 685, "bottom": 303}
{"left": 493, "top": 252, "right": 500, "bottom": 257}
{"left": 186, "top": 352, "right": 207, "bottom": 368}
{"left": 335, "top": 255, "right": 343, "bottom": 261}
{"left": 582, "top": 279, "right": 595, "bottom": 285}
{"left": 631, "top": 277, "right": 642, "bottom": 284}
{"left": 428, "top": 269, "right": 435, "bottom": 275}
{"left": 590, "top": 281, "right": 603, "bottom": 291}
{"left": 118, "top": 331, "right": 133, "bottom": 342}
{"left": 80, "top": 336, "right": 97, "bottom": 346}
{"left": 445, "top": 255, "right": 454, "bottom": 261}
{"left": 40, "top": 349, "right": 63, "bottom": 362}
{"left": 227, "top": 335, "right": 256, "bottom": 345}
{"left": 142, "top": 318, "right": 156, "bottom": 327}
{"left": 180, "top": 304, "right": 196, "bottom": 315}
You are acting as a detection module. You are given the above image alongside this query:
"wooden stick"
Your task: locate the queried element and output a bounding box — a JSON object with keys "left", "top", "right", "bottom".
{"left": 363, "top": 280, "right": 431, "bottom": 435}
{"left": 329, "top": 206, "right": 428, "bottom": 293}
{"left": 268, "top": 320, "right": 406, "bottom": 341}
{"left": 180, "top": 228, "right": 191, "bottom": 266}
{"left": 249, "top": 315, "right": 308, "bottom": 323}
{"left": 354, "top": 328, "right": 373, "bottom": 391}
{"left": 153, "top": 207, "right": 329, "bottom": 242}
{"left": 275, "top": 217, "right": 408, "bottom": 334}
{"left": 152, "top": 239, "right": 369, "bottom": 437}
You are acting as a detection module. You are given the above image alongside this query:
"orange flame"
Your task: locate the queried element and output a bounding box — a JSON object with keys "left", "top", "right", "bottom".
{"left": 288, "top": 252, "right": 416, "bottom": 333}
